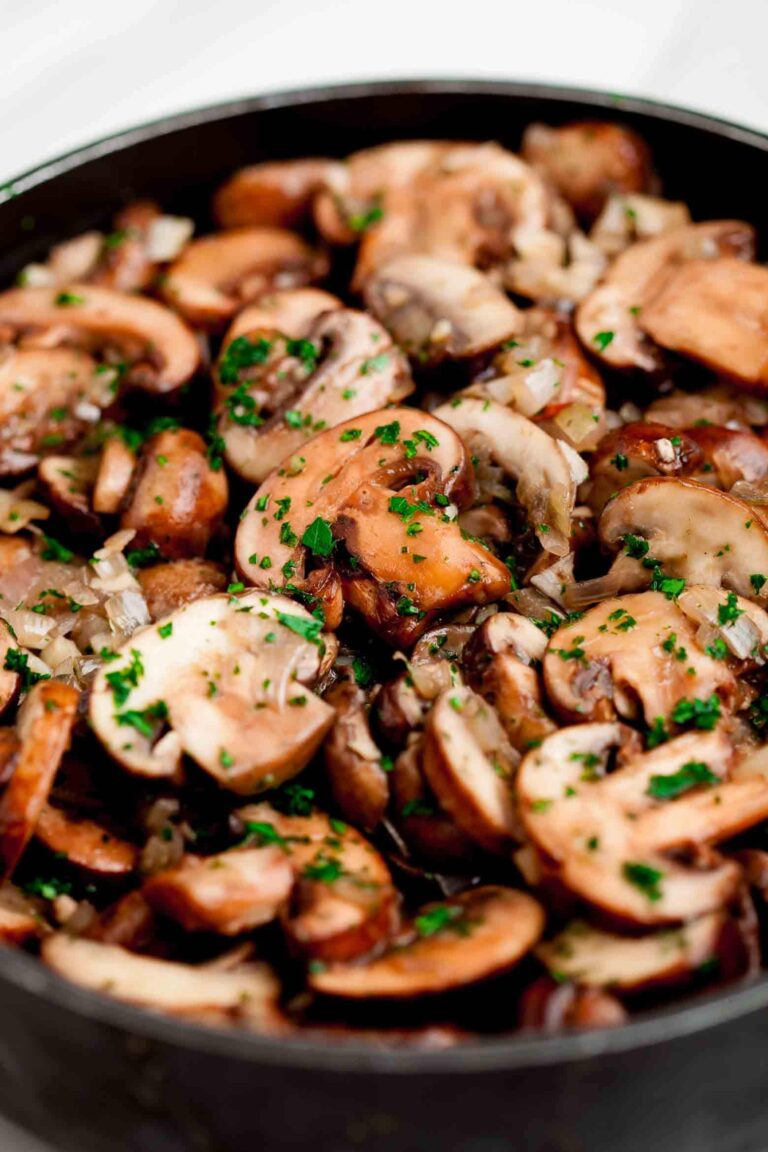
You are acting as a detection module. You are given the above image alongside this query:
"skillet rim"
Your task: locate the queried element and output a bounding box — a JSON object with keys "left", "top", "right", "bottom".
{"left": 2, "top": 75, "right": 768, "bottom": 1074}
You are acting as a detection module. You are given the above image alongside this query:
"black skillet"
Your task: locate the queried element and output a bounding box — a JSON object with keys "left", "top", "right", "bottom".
{"left": 1, "top": 79, "right": 768, "bottom": 1152}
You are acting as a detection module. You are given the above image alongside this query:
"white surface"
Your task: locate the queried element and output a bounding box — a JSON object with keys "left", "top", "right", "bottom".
{"left": 1, "top": 0, "right": 768, "bottom": 1148}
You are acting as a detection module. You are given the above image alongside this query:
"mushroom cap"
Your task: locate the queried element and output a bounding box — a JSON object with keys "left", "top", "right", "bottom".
{"left": 213, "top": 159, "right": 344, "bottom": 229}
{"left": 35, "top": 805, "right": 137, "bottom": 876}
{"left": 219, "top": 308, "right": 414, "bottom": 485}
{"left": 435, "top": 395, "right": 587, "bottom": 555}
{"left": 322, "top": 681, "right": 389, "bottom": 832}
{"left": 89, "top": 591, "right": 335, "bottom": 793}
{"left": 92, "top": 436, "right": 137, "bottom": 515}
{"left": 639, "top": 258, "right": 768, "bottom": 387}
{"left": 599, "top": 476, "right": 768, "bottom": 601}
{"left": 144, "top": 846, "right": 294, "bottom": 935}
{"left": 41, "top": 934, "right": 284, "bottom": 1028}
{"left": 0, "top": 284, "right": 200, "bottom": 392}
{"left": 161, "top": 227, "right": 328, "bottom": 328}
{"left": 309, "top": 886, "right": 545, "bottom": 999}
{"left": 575, "top": 221, "right": 755, "bottom": 372}
{"left": 221, "top": 288, "right": 342, "bottom": 343}
{"left": 137, "top": 559, "right": 227, "bottom": 620}
{"left": 543, "top": 590, "right": 736, "bottom": 724}
{"left": 364, "top": 254, "right": 523, "bottom": 363}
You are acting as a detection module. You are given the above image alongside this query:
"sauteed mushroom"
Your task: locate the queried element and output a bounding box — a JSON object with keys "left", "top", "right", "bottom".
{"left": 214, "top": 159, "right": 344, "bottom": 229}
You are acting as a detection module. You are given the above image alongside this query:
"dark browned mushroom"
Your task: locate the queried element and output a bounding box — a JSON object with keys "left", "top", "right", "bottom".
{"left": 137, "top": 559, "right": 228, "bottom": 619}
{"left": 214, "top": 159, "right": 344, "bottom": 229}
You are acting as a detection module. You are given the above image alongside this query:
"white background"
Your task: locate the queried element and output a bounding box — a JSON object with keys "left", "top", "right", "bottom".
{"left": 0, "top": 0, "right": 767, "bottom": 1147}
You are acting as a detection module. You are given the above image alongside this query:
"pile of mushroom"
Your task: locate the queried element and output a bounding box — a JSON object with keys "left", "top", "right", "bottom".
{"left": 2, "top": 118, "right": 768, "bottom": 1046}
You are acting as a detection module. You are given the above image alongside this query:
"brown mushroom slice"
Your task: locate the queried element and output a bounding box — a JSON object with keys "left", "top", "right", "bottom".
{"left": 35, "top": 805, "right": 137, "bottom": 876}
{"left": 89, "top": 591, "right": 334, "bottom": 792}
{"left": 222, "top": 288, "right": 342, "bottom": 344}
{"left": 137, "top": 559, "right": 227, "bottom": 620}
{"left": 597, "top": 477, "right": 768, "bottom": 603}
{"left": 645, "top": 384, "right": 767, "bottom": 430}
{"left": 92, "top": 436, "right": 137, "bottom": 515}
{"left": 521, "top": 121, "right": 654, "bottom": 223}
{"left": 422, "top": 687, "right": 519, "bottom": 854}
{"left": 214, "top": 159, "right": 344, "bottom": 229}
{"left": 435, "top": 396, "right": 587, "bottom": 555}
{"left": 543, "top": 591, "right": 735, "bottom": 725}
{"left": 686, "top": 425, "right": 768, "bottom": 489}
{"left": 309, "top": 886, "right": 544, "bottom": 999}
{"left": 0, "top": 284, "right": 200, "bottom": 393}
{"left": 0, "top": 622, "right": 21, "bottom": 718}
{"left": 236, "top": 802, "right": 399, "bottom": 962}
{"left": 0, "top": 882, "right": 44, "bottom": 943}
{"left": 219, "top": 309, "right": 413, "bottom": 484}
{"left": 0, "top": 681, "right": 78, "bottom": 879}
{"left": 161, "top": 228, "right": 327, "bottom": 328}
{"left": 518, "top": 725, "right": 759, "bottom": 924}
{"left": 640, "top": 258, "right": 768, "bottom": 387}
{"left": 235, "top": 406, "right": 472, "bottom": 592}
{"left": 364, "top": 255, "right": 523, "bottom": 364}
{"left": 120, "top": 429, "right": 228, "bottom": 560}
{"left": 41, "top": 934, "right": 283, "bottom": 1028}
{"left": 144, "top": 846, "right": 293, "bottom": 935}
{"left": 537, "top": 912, "right": 732, "bottom": 992}
{"left": 323, "top": 681, "right": 389, "bottom": 831}
{"left": 38, "top": 455, "right": 101, "bottom": 536}
{"left": 575, "top": 221, "right": 755, "bottom": 372}
{"left": 84, "top": 890, "right": 157, "bottom": 949}
{"left": 0, "top": 347, "right": 109, "bottom": 476}
{"left": 518, "top": 975, "right": 628, "bottom": 1031}
{"left": 391, "top": 734, "right": 476, "bottom": 865}
{"left": 334, "top": 481, "right": 510, "bottom": 647}
{"left": 587, "top": 423, "right": 703, "bottom": 514}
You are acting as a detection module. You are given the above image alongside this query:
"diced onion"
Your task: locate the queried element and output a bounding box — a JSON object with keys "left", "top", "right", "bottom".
{"left": 105, "top": 590, "right": 150, "bottom": 638}
{"left": 2, "top": 610, "right": 55, "bottom": 648}
{"left": 145, "top": 216, "right": 194, "bottom": 262}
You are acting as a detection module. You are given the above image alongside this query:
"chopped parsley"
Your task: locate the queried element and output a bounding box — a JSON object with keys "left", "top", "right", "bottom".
{"left": 646, "top": 760, "right": 719, "bottom": 800}
{"left": 623, "top": 861, "right": 663, "bottom": 902}
{"left": 592, "top": 330, "right": 615, "bottom": 352}
{"left": 301, "top": 516, "right": 334, "bottom": 558}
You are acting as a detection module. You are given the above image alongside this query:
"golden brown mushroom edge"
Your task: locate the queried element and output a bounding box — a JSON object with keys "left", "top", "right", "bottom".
{"left": 0, "top": 121, "right": 766, "bottom": 1047}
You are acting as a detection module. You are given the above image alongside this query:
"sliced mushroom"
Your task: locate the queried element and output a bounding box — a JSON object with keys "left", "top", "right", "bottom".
{"left": 597, "top": 477, "right": 768, "bottom": 602}
{"left": 522, "top": 121, "right": 654, "bottom": 223}
{"left": 639, "top": 259, "right": 768, "bottom": 387}
{"left": 364, "top": 255, "right": 523, "bottom": 364}
{"left": 0, "top": 622, "right": 22, "bottom": 718}
{"left": 91, "top": 201, "right": 193, "bottom": 292}
{"left": 518, "top": 724, "right": 768, "bottom": 924}
{"left": 590, "top": 192, "right": 691, "bottom": 257}
{"left": 222, "top": 287, "right": 342, "bottom": 344}
{"left": 543, "top": 590, "right": 736, "bottom": 724}
{"left": 0, "top": 882, "right": 45, "bottom": 943}
{"left": 218, "top": 308, "right": 413, "bottom": 484}
{"left": 161, "top": 228, "right": 328, "bottom": 328}
{"left": 588, "top": 422, "right": 703, "bottom": 513}
{"left": 84, "top": 889, "right": 157, "bottom": 949}
{"left": 92, "top": 436, "right": 137, "bottom": 515}
{"left": 323, "top": 681, "right": 389, "bottom": 831}
{"left": 38, "top": 455, "right": 101, "bottom": 536}
{"left": 144, "top": 846, "right": 293, "bottom": 935}
{"left": 309, "top": 886, "right": 544, "bottom": 999}
{"left": 0, "top": 284, "right": 200, "bottom": 393}
{"left": 646, "top": 384, "right": 768, "bottom": 430}
{"left": 390, "top": 734, "right": 477, "bottom": 865}
{"left": 35, "top": 805, "right": 137, "bottom": 876}
{"left": 214, "top": 159, "right": 344, "bottom": 229}
{"left": 422, "top": 687, "right": 519, "bottom": 854}
{"left": 0, "top": 347, "right": 108, "bottom": 475}
{"left": 435, "top": 396, "right": 588, "bottom": 555}
{"left": 89, "top": 591, "right": 335, "bottom": 791}
{"left": 537, "top": 911, "right": 735, "bottom": 992}
{"left": 0, "top": 681, "right": 78, "bottom": 879}
{"left": 137, "top": 559, "right": 228, "bottom": 620}
{"left": 518, "top": 975, "right": 628, "bottom": 1030}
{"left": 41, "top": 934, "right": 284, "bottom": 1029}
{"left": 686, "top": 425, "right": 768, "bottom": 490}
{"left": 575, "top": 221, "right": 755, "bottom": 372}
{"left": 120, "top": 429, "right": 228, "bottom": 559}
{"left": 235, "top": 802, "right": 399, "bottom": 962}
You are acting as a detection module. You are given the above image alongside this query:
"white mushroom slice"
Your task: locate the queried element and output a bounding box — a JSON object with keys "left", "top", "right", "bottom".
{"left": 0, "top": 284, "right": 200, "bottom": 393}
{"left": 543, "top": 591, "right": 736, "bottom": 724}
{"left": 639, "top": 258, "right": 768, "bottom": 388}
{"left": 219, "top": 308, "right": 413, "bottom": 484}
{"left": 598, "top": 477, "right": 768, "bottom": 602}
{"left": 89, "top": 591, "right": 334, "bottom": 792}
{"left": 309, "top": 886, "right": 544, "bottom": 999}
{"left": 213, "top": 159, "right": 344, "bottom": 229}
{"left": 38, "top": 455, "right": 100, "bottom": 536}
{"left": 435, "top": 396, "right": 585, "bottom": 556}
{"left": 364, "top": 255, "right": 523, "bottom": 364}
{"left": 0, "top": 681, "right": 78, "bottom": 879}
{"left": 236, "top": 802, "right": 399, "bottom": 962}
{"left": 92, "top": 436, "right": 137, "bottom": 515}
{"left": 537, "top": 912, "right": 730, "bottom": 991}
{"left": 0, "top": 348, "right": 105, "bottom": 475}
{"left": 323, "top": 681, "right": 389, "bottom": 831}
{"left": 575, "top": 221, "right": 754, "bottom": 372}
{"left": 161, "top": 227, "right": 327, "bottom": 328}
{"left": 422, "top": 687, "right": 519, "bottom": 854}
{"left": 518, "top": 724, "right": 768, "bottom": 924}
{"left": 143, "top": 846, "right": 294, "bottom": 934}
{"left": 41, "top": 935, "right": 284, "bottom": 1029}
{"left": 222, "top": 288, "right": 342, "bottom": 343}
